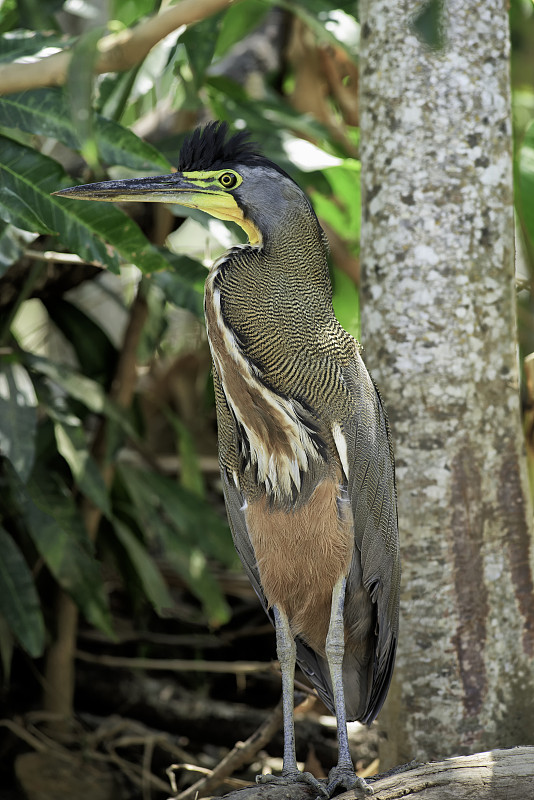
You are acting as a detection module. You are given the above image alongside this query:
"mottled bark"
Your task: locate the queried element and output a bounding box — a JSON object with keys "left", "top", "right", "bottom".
{"left": 359, "top": 0, "right": 534, "bottom": 767}
{"left": 219, "top": 748, "right": 534, "bottom": 800}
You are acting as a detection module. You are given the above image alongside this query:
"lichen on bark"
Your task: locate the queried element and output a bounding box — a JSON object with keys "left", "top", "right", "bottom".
{"left": 359, "top": 0, "right": 534, "bottom": 767}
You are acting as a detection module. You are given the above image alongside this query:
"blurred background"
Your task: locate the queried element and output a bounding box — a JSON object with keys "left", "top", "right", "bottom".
{"left": 0, "top": 0, "right": 533, "bottom": 798}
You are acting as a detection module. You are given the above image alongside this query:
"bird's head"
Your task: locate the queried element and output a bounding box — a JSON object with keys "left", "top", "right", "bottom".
{"left": 54, "top": 122, "right": 317, "bottom": 248}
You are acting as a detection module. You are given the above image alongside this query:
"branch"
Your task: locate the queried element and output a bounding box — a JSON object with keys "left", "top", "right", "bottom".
{"left": 0, "top": 0, "right": 240, "bottom": 95}
{"left": 171, "top": 698, "right": 284, "bottom": 800}
{"left": 75, "top": 650, "right": 275, "bottom": 674}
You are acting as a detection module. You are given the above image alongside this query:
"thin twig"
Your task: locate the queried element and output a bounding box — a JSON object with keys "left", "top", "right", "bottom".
{"left": 0, "top": 0, "right": 241, "bottom": 94}
{"left": 78, "top": 628, "right": 222, "bottom": 648}
{"left": 0, "top": 719, "right": 77, "bottom": 764}
{"left": 75, "top": 650, "right": 275, "bottom": 674}
{"left": 82, "top": 713, "right": 197, "bottom": 765}
{"left": 173, "top": 698, "right": 285, "bottom": 800}
{"left": 142, "top": 735, "right": 157, "bottom": 800}
{"left": 24, "top": 249, "right": 103, "bottom": 267}
{"left": 105, "top": 746, "right": 171, "bottom": 793}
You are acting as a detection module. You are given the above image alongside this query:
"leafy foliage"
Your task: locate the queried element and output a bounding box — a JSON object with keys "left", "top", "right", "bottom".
{"left": 0, "top": 524, "right": 45, "bottom": 659}
{"left": 0, "top": 0, "right": 532, "bottom": 706}
{"left": 0, "top": 135, "right": 170, "bottom": 272}
{"left": 0, "top": 0, "right": 369, "bottom": 700}
{"left": 0, "top": 88, "right": 171, "bottom": 171}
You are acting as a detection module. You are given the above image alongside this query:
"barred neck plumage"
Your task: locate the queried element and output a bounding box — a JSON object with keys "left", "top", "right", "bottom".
{"left": 204, "top": 244, "right": 326, "bottom": 503}
{"left": 210, "top": 206, "right": 334, "bottom": 373}
{"left": 204, "top": 204, "right": 358, "bottom": 508}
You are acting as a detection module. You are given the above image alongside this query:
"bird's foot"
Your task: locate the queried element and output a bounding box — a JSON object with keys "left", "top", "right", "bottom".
{"left": 326, "top": 764, "right": 373, "bottom": 797}
{"left": 257, "top": 770, "right": 329, "bottom": 796}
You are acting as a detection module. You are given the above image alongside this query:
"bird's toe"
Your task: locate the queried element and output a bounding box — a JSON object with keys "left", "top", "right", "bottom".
{"left": 257, "top": 770, "right": 328, "bottom": 796}
{"left": 326, "top": 765, "right": 373, "bottom": 797}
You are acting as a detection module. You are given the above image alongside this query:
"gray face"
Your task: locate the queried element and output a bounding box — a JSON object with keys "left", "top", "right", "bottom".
{"left": 233, "top": 164, "right": 313, "bottom": 242}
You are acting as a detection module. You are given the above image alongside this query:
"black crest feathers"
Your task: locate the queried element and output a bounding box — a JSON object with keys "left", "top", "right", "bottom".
{"left": 178, "top": 122, "right": 263, "bottom": 172}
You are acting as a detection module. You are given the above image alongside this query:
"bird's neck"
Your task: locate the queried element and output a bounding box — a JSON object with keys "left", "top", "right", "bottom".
{"left": 209, "top": 215, "right": 333, "bottom": 338}
{"left": 204, "top": 238, "right": 334, "bottom": 505}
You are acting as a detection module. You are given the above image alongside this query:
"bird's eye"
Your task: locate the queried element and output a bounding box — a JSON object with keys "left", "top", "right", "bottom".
{"left": 219, "top": 172, "right": 238, "bottom": 189}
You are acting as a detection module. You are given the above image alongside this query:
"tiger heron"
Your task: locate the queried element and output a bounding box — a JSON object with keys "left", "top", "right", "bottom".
{"left": 55, "top": 122, "right": 400, "bottom": 797}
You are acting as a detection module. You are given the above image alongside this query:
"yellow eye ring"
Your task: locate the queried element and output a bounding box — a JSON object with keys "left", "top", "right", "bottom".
{"left": 219, "top": 172, "right": 238, "bottom": 189}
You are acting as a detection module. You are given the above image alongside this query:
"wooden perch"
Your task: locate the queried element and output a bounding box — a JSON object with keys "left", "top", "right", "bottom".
{"left": 214, "top": 747, "right": 534, "bottom": 800}
{"left": 0, "top": 0, "right": 241, "bottom": 95}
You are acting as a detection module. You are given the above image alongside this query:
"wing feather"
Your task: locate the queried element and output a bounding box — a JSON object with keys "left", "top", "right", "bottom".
{"left": 342, "top": 354, "right": 400, "bottom": 723}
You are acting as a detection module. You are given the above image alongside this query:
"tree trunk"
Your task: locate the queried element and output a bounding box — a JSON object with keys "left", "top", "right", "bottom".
{"left": 359, "top": 0, "right": 534, "bottom": 768}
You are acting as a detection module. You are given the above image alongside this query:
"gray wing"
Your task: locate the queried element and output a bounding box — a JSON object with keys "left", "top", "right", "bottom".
{"left": 341, "top": 354, "right": 400, "bottom": 723}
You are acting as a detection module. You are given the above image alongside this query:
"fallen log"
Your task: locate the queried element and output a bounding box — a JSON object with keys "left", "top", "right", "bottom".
{"left": 216, "top": 746, "right": 534, "bottom": 800}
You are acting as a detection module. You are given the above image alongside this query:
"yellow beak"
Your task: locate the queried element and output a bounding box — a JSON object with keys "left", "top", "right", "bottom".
{"left": 54, "top": 174, "right": 262, "bottom": 245}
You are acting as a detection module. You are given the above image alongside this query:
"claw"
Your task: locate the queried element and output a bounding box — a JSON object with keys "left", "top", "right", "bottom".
{"left": 326, "top": 765, "right": 373, "bottom": 797}
{"left": 258, "top": 770, "right": 329, "bottom": 796}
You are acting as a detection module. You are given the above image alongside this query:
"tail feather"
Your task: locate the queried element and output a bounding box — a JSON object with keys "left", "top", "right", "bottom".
{"left": 342, "top": 650, "right": 374, "bottom": 722}
{"left": 295, "top": 637, "right": 374, "bottom": 722}
{"left": 295, "top": 627, "right": 396, "bottom": 724}
{"left": 295, "top": 637, "right": 335, "bottom": 714}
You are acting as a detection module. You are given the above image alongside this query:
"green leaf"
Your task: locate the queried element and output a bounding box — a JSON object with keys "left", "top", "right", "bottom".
{"left": 0, "top": 88, "right": 171, "bottom": 173}
{"left": 15, "top": 0, "right": 64, "bottom": 31}
{"left": 0, "top": 30, "right": 72, "bottom": 63}
{"left": 0, "top": 0, "right": 17, "bottom": 34}
{"left": 332, "top": 267, "right": 360, "bottom": 339}
{"left": 44, "top": 299, "right": 118, "bottom": 384}
{"left": 182, "top": 13, "right": 223, "bottom": 89}
{"left": 111, "top": 0, "right": 156, "bottom": 27}
{"left": 54, "top": 421, "right": 111, "bottom": 516}
{"left": 0, "top": 222, "right": 37, "bottom": 279}
{"left": 152, "top": 252, "right": 206, "bottom": 318}
{"left": 0, "top": 361, "right": 37, "bottom": 482}
{"left": 117, "top": 463, "right": 234, "bottom": 625}
{"left": 26, "top": 354, "right": 140, "bottom": 441}
{"left": 27, "top": 354, "right": 108, "bottom": 413}
{"left": 0, "top": 184, "right": 54, "bottom": 234}
{"left": 121, "top": 463, "right": 234, "bottom": 564}
{"left": 206, "top": 77, "right": 336, "bottom": 171}
{"left": 311, "top": 164, "right": 361, "bottom": 240}
{"left": 215, "top": 0, "right": 270, "bottom": 57}
{"left": 410, "top": 0, "right": 446, "bottom": 51}
{"left": 96, "top": 65, "right": 141, "bottom": 122}
{"left": 166, "top": 413, "right": 205, "bottom": 498}
{"left": 519, "top": 119, "right": 534, "bottom": 251}
{"left": 13, "top": 468, "right": 113, "bottom": 635}
{"left": 67, "top": 27, "right": 103, "bottom": 171}
{"left": 0, "top": 526, "right": 45, "bottom": 658}
{"left": 326, "top": 163, "right": 361, "bottom": 235}
{"left": 97, "top": 116, "right": 172, "bottom": 173}
{"left": 112, "top": 518, "right": 174, "bottom": 616}
{"left": 112, "top": 33, "right": 185, "bottom": 128}
{"left": 0, "top": 134, "right": 169, "bottom": 274}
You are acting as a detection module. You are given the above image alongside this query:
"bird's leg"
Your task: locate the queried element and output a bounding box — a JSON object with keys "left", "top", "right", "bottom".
{"left": 258, "top": 606, "right": 328, "bottom": 796}
{"left": 325, "top": 577, "right": 373, "bottom": 797}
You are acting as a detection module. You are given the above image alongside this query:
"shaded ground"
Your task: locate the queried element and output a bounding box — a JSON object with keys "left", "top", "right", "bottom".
{"left": 0, "top": 568, "right": 380, "bottom": 800}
